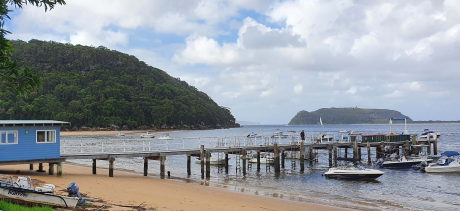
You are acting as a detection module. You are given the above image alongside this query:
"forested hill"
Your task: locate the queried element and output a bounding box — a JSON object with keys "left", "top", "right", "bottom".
{"left": 288, "top": 108, "right": 412, "bottom": 125}
{"left": 1, "top": 39, "right": 237, "bottom": 129}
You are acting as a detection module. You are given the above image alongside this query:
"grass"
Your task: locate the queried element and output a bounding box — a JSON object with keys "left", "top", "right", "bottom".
{"left": 0, "top": 200, "right": 53, "bottom": 211}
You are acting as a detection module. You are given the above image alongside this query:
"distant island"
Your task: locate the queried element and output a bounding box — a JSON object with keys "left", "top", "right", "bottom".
{"left": 288, "top": 108, "right": 412, "bottom": 125}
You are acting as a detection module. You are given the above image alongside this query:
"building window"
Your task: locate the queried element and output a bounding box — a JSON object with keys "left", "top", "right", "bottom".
{"left": 0, "top": 131, "right": 18, "bottom": 144}
{"left": 36, "top": 130, "right": 56, "bottom": 143}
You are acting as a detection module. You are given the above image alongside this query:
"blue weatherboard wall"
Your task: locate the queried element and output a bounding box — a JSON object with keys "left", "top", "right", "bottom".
{"left": 0, "top": 126, "right": 61, "bottom": 162}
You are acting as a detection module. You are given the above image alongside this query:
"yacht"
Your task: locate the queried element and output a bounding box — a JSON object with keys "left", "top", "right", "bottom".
{"left": 140, "top": 131, "right": 155, "bottom": 138}
{"left": 424, "top": 151, "right": 460, "bottom": 173}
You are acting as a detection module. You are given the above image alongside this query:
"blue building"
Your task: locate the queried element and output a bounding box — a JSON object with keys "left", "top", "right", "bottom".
{"left": 0, "top": 120, "right": 70, "bottom": 175}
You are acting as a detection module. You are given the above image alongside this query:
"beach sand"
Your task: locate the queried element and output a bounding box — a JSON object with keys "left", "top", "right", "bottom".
{"left": 0, "top": 164, "right": 354, "bottom": 211}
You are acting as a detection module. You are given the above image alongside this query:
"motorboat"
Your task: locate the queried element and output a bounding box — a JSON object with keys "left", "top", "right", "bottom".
{"left": 380, "top": 155, "right": 432, "bottom": 168}
{"left": 424, "top": 151, "right": 460, "bottom": 173}
{"left": 158, "top": 133, "right": 173, "bottom": 140}
{"left": 195, "top": 157, "right": 228, "bottom": 165}
{"left": 117, "top": 131, "right": 125, "bottom": 136}
{"left": 140, "top": 131, "right": 155, "bottom": 138}
{"left": 0, "top": 176, "right": 81, "bottom": 208}
{"left": 248, "top": 153, "right": 274, "bottom": 164}
{"left": 317, "top": 134, "right": 333, "bottom": 142}
{"left": 420, "top": 129, "right": 441, "bottom": 139}
{"left": 349, "top": 131, "right": 363, "bottom": 135}
{"left": 247, "top": 132, "right": 260, "bottom": 138}
{"left": 271, "top": 130, "right": 288, "bottom": 138}
{"left": 406, "top": 145, "right": 442, "bottom": 163}
{"left": 339, "top": 130, "right": 350, "bottom": 133}
{"left": 325, "top": 158, "right": 384, "bottom": 180}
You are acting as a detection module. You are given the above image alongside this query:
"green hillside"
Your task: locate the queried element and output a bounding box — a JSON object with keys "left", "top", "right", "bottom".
{"left": 288, "top": 108, "right": 412, "bottom": 125}
{"left": 0, "top": 40, "right": 237, "bottom": 129}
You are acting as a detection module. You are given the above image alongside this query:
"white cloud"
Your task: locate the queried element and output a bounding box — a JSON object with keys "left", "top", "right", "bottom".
{"left": 221, "top": 91, "right": 241, "bottom": 99}
{"left": 293, "top": 84, "right": 303, "bottom": 94}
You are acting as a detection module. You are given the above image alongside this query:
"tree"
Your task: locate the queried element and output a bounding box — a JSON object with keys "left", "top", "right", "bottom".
{"left": 0, "top": 0, "right": 66, "bottom": 96}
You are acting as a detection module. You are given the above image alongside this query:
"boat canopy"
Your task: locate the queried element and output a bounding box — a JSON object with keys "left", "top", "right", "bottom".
{"left": 442, "top": 151, "right": 460, "bottom": 157}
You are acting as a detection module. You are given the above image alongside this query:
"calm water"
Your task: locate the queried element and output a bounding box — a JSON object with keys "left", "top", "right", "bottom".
{"left": 62, "top": 124, "right": 460, "bottom": 211}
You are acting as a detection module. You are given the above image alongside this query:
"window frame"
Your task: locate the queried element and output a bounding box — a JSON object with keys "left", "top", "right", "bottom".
{"left": 36, "top": 130, "right": 57, "bottom": 144}
{"left": 0, "top": 130, "right": 18, "bottom": 145}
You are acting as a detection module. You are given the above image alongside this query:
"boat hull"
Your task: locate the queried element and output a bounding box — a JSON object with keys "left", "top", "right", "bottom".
{"left": 0, "top": 186, "right": 79, "bottom": 208}
{"left": 195, "top": 159, "right": 226, "bottom": 165}
{"left": 324, "top": 169, "right": 384, "bottom": 180}
{"left": 381, "top": 160, "right": 424, "bottom": 168}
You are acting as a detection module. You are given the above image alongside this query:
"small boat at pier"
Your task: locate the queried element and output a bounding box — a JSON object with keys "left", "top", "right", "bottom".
{"left": 247, "top": 132, "right": 260, "bottom": 138}
{"left": 324, "top": 158, "right": 384, "bottom": 180}
{"left": 195, "top": 157, "right": 228, "bottom": 165}
{"left": 424, "top": 151, "right": 460, "bottom": 173}
{"left": 0, "top": 176, "right": 80, "bottom": 208}
{"left": 380, "top": 155, "right": 432, "bottom": 168}
{"left": 140, "top": 131, "right": 155, "bottom": 138}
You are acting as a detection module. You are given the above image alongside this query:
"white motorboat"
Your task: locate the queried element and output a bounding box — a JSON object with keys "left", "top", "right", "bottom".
{"left": 247, "top": 132, "right": 261, "bottom": 138}
{"left": 248, "top": 153, "right": 274, "bottom": 164}
{"left": 349, "top": 131, "right": 363, "bottom": 135}
{"left": 195, "top": 157, "right": 228, "bottom": 165}
{"left": 425, "top": 151, "right": 460, "bottom": 173}
{"left": 158, "top": 133, "right": 174, "bottom": 140}
{"left": 140, "top": 131, "right": 155, "bottom": 138}
{"left": 117, "top": 131, "right": 125, "bottom": 136}
{"left": 324, "top": 158, "right": 384, "bottom": 180}
{"left": 0, "top": 176, "right": 80, "bottom": 208}
{"left": 339, "top": 130, "right": 350, "bottom": 133}
{"left": 271, "top": 130, "right": 288, "bottom": 138}
{"left": 420, "top": 129, "right": 441, "bottom": 139}
{"left": 380, "top": 155, "right": 432, "bottom": 168}
{"left": 317, "top": 134, "right": 333, "bottom": 142}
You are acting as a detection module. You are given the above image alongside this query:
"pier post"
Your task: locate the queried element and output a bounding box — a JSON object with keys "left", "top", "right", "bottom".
{"left": 144, "top": 157, "right": 148, "bottom": 176}
{"left": 367, "top": 142, "right": 371, "bottom": 164}
{"left": 57, "top": 162, "right": 62, "bottom": 177}
{"left": 200, "top": 145, "right": 205, "bottom": 179}
{"left": 376, "top": 146, "right": 381, "bottom": 159}
{"left": 281, "top": 150, "right": 285, "bottom": 169}
{"left": 427, "top": 135, "right": 431, "bottom": 155}
{"left": 353, "top": 141, "right": 358, "bottom": 159}
{"left": 37, "top": 163, "right": 45, "bottom": 172}
{"left": 109, "top": 157, "right": 115, "bottom": 177}
{"left": 395, "top": 146, "right": 400, "bottom": 156}
{"left": 256, "top": 150, "right": 261, "bottom": 172}
{"left": 242, "top": 149, "right": 247, "bottom": 176}
{"left": 206, "top": 151, "right": 211, "bottom": 179}
{"left": 358, "top": 146, "right": 362, "bottom": 160}
{"left": 160, "top": 153, "right": 166, "bottom": 179}
{"left": 187, "top": 155, "right": 191, "bottom": 176}
{"left": 328, "top": 147, "right": 332, "bottom": 167}
{"left": 225, "top": 153, "right": 229, "bottom": 174}
{"left": 333, "top": 146, "right": 337, "bottom": 167}
{"left": 48, "top": 163, "right": 54, "bottom": 175}
{"left": 92, "top": 159, "right": 97, "bottom": 175}
{"left": 344, "top": 148, "right": 348, "bottom": 158}
{"left": 433, "top": 139, "right": 438, "bottom": 155}
{"left": 274, "top": 143, "right": 280, "bottom": 173}
{"left": 308, "top": 147, "right": 313, "bottom": 165}
{"left": 29, "top": 164, "right": 33, "bottom": 170}
{"left": 300, "top": 142, "right": 304, "bottom": 172}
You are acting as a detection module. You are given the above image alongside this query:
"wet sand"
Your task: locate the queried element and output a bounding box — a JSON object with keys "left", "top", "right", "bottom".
{"left": 0, "top": 164, "right": 354, "bottom": 211}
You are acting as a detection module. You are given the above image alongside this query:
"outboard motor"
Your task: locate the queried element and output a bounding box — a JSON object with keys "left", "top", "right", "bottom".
{"left": 67, "top": 182, "right": 86, "bottom": 204}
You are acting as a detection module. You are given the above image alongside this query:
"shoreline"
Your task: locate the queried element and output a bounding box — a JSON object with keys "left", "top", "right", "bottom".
{"left": 60, "top": 129, "right": 181, "bottom": 136}
{"left": 0, "top": 163, "right": 356, "bottom": 211}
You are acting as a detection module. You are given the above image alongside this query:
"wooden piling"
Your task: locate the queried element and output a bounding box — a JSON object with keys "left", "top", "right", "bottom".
{"left": 367, "top": 142, "right": 371, "bottom": 164}
{"left": 200, "top": 145, "right": 205, "bottom": 179}
{"left": 256, "top": 150, "right": 261, "bottom": 172}
{"left": 92, "top": 159, "right": 97, "bottom": 175}
{"left": 206, "top": 151, "right": 211, "bottom": 179}
{"left": 353, "top": 141, "right": 358, "bottom": 159}
{"left": 281, "top": 150, "right": 285, "bottom": 169}
{"left": 333, "top": 146, "right": 337, "bottom": 167}
{"left": 358, "top": 147, "right": 362, "bottom": 160}
{"left": 37, "top": 163, "right": 45, "bottom": 172}
{"left": 427, "top": 135, "right": 431, "bottom": 154}
{"left": 187, "top": 155, "right": 191, "bottom": 176}
{"left": 160, "top": 153, "right": 166, "bottom": 179}
{"left": 109, "top": 157, "right": 115, "bottom": 177}
{"left": 29, "top": 164, "right": 33, "bottom": 170}
{"left": 274, "top": 143, "right": 280, "bottom": 173}
{"left": 328, "top": 147, "right": 332, "bottom": 167}
{"left": 48, "top": 163, "right": 54, "bottom": 175}
{"left": 225, "top": 153, "right": 229, "bottom": 174}
{"left": 344, "top": 148, "right": 348, "bottom": 158}
{"left": 433, "top": 139, "right": 438, "bottom": 155}
{"left": 300, "top": 142, "right": 304, "bottom": 172}
{"left": 143, "top": 157, "right": 148, "bottom": 176}
{"left": 242, "top": 150, "right": 247, "bottom": 176}
{"left": 56, "top": 162, "right": 62, "bottom": 177}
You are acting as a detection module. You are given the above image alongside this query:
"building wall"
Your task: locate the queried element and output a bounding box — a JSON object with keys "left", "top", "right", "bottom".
{"left": 0, "top": 126, "right": 61, "bottom": 162}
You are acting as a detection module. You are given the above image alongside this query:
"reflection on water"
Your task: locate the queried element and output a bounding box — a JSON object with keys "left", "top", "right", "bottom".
{"left": 63, "top": 124, "right": 460, "bottom": 211}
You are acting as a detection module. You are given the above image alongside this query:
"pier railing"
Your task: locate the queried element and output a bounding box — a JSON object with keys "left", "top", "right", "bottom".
{"left": 60, "top": 134, "right": 352, "bottom": 154}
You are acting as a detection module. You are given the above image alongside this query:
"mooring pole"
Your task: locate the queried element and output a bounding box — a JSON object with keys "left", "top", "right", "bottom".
{"left": 109, "top": 157, "right": 115, "bottom": 177}
{"left": 160, "top": 153, "right": 166, "bottom": 179}
{"left": 56, "top": 162, "right": 62, "bottom": 177}
{"left": 206, "top": 151, "right": 211, "bottom": 179}
{"left": 143, "top": 157, "right": 148, "bottom": 176}
{"left": 92, "top": 159, "right": 97, "bottom": 175}
{"left": 187, "top": 155, "right": 191, "bottom": 176}
{"left": 367, "top": 142, "right": 371, "bottom": 164}
{"left": 225, "top": 152, "right": 229, "bottom": 174}
{"left": 242, "top": 149, "right": 247, "bottom": 176}
{"left": 200, "top": 145, "right": 205, "bottom": 179}
{"left": 300, "top": 142, "right": 304, "bottom": 172}
{"left": 281, "top": 149, "right": 285, "bottom": 169}
{"left": 256, "top": 150, "right": 261, "bottom": 172}
{"left": 274, "top": 143, "right": 280, "bottom": 173}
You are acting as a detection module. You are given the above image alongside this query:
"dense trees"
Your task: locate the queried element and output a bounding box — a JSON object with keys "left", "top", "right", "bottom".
{"left": 0, "top": 40, "right": 237, "bottom": 129}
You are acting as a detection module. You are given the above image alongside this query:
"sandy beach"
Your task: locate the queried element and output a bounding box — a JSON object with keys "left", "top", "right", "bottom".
{"left": 0, "top": 164, "right": 354, "bottom": 211}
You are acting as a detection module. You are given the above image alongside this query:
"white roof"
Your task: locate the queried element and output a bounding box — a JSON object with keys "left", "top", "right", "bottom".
{"left": 0, "top": 120, "right": 71, "bottom": 126}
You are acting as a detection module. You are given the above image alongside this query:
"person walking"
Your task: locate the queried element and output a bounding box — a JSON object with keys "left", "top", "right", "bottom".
{"left": 300, "top": 130, "right": 305, "bottom": 143}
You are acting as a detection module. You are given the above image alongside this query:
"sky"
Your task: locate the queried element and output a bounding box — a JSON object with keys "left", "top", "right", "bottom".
{"left": 4, "top": 0, "right": 460, "bottom": 124}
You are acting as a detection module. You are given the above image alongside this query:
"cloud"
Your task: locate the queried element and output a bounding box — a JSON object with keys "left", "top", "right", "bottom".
{"left": 293, "top": 84, "right": 303, "bottom": 94}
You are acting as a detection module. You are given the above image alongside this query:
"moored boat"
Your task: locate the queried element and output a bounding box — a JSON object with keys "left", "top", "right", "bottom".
{"left": 425, "top": 151, "right": 460, "bottom": 173}
{"left": 117, "top": 131, "right": 125, "bottom": 136}
{"left": 324, "top": 158, "right": 384, "bottom": 180}
{"left": 380, "top": 155, "right": 432, "bottom": 168}
{"left": 195, "top": 157, "right": 228, "bottom": 165}
{"left": 140, "top": 131, "right": 155, "bottom": 138}
{"left": 158, "top": 133, "right": 173, "bottom": 140}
